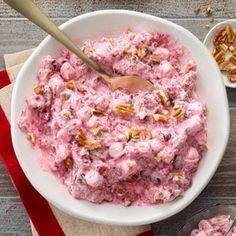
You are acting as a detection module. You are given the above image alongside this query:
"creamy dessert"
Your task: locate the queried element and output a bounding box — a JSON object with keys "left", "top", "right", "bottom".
{"left": 191, "top": 215, "right": 236, "bottom": 236}
{"left": 18, "top": 30, "right": 207, "bottom": 206}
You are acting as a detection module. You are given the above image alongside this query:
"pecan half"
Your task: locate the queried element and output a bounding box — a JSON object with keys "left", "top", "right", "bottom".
{"left": 155, "top": 89, "right": 171, "bottom": 107}
{"left": 137, "top": 47, "right": 148, "bottom": 59}
{"left": 114, "top": 103, "right": 134, "bottom": 116}
{"left": 172, "top": 106, "right": 184, "bottom": 120}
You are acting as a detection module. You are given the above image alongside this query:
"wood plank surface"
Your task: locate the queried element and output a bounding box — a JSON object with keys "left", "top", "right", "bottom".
{"left": 1, "top": 0, "right": 236, "bottom": 235}
{"left": 1, "top": 0, "right": 236, "bottom": 18}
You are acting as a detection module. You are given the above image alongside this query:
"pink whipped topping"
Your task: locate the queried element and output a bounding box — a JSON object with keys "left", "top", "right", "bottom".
{"left": 191, "top": 215, "right": 236, "bottom": 236}
{"left": 18, "top": 30, "right": 207, "bottom": 206}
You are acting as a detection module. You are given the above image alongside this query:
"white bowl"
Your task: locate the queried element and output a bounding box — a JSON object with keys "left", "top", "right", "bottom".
{"left": 11, "top": 10, "right": 230, "bottom": 225}
{"left": 204, "top": 19, "right": 236, "bottom": 88}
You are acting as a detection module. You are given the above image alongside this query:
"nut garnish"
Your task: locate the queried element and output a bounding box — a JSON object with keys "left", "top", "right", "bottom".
{"left": 213, "top": 51, "right": 224, "bottom": 64}
{"left": 219, "top": 60, "right": 232, "bottom": 71}
{"left": 153, "top": 113, "right": 169, "bottom": 122}
{"left": 229, "top": 54, "right": 236, "bottom": 65}
{"left": 229, "top": 45, "right": 235, "bottom": 52}
{"left": 66, "top": 80, "right": 75, "bottom": 90}
{"left": 75, "top": 131, "right": 87, "bottom": 146}
{"left": 228, "top": 74, "right": 236, "bottom": 82}
{"left": 205, "top": 5, "right": 214, "bottom": 16}
{"left": 213, "top": 27, "right": 226, "bottom": 46}
{"left": 64, "top": 156, "right": 74, "bottom": 170}
{"left": 92, "top": 107, "right": 106, "bottom": 115}
{"left": 84, "top": 140, "right": 102, "bottom": 150}
{"left": 226, "top": 25, "right": 235, "bottom": 43}
{"left": 114, "top": 103, "right": 134, "bottom": 116}
{"left": 34, "top": 85, "right": 45, "bottom": 95}
{"left": 229, "top": 66, "right": 236, "bottom": 75}
{"left": 75, "top": 131, "right": 101, "bottom": 150}
{"left": 90, "top": 127, "right": 102, "bottom": 136}
{"left": 155, "top": 89, "right": 171, "bottom": 107}
{"left": 154, "top": 154, "right": 162, "bottom": 162}
{"left": 128, "top": 128, "right": 140, "bottom": 141}
{"left": 172, "top": 106, "right": 184, "bottom": 120}
{"left": 150, "top": 55, "right": 161, "bottom": 64}
{"left": 184, "top": 64, "right": 195, "bottom": 72}
{"left": 193, "top": 5, "right": 201, "bottom": 15}
{"left": 124, "top": 50, "right": 133, "bottom": 58}
{"left": 137, "top": 47, "right": 148, "bottom": 59}
{"left": 212, "top": 24, "right": 236, "bottom": 82}
{"left": 28, "top": 133, "right": 36, "bottom": 145}
{"left": 218, "top": 43, "right": 228, "bottom": 53}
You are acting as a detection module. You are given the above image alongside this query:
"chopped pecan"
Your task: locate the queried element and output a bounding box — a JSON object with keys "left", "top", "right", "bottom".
{"left": 154, "top": 154, "right": 162, "bottom": 162}
{"left": 153, "top": 113, "right": 169, "bottom": 122}
{"left": 228, "top": 74, "right": 236, "bottom": 82}
{"left": 34, "top": 85, "right": 45, "bottom": 95}
{"left": 84, "top": 140, "right": 102, "bottom": 150}
{"left": 219, "top": 60, "right": 232, "bottom": 71}
{"left": 64, "top": 156, "right": 74, "bottom": 170}
{"left": 218, "top": 43, "right": 228, "bottom": 53}
{"left": 229, "top": 54, "right": 236, "bottom": 64}
{"left": 90, "top": 127, "right": 102, "bottom": 136}
{"left": 214, "top": 51, "right": 224, "bottom": 64}
{"left": 137, "top": 47, "right": 148, "bottom": 59}
{"left": 155, "top": 89, "right": 171, "bottom": 107}
{"left": 92, "top": 107, "right": 106, "bottom": 115}
{"left": 229, "top": 45, "right": 235, "bottom": 52}
{"left": 226, "top": 25, "right": 235, "bottom": 43}
{"left": 193, "top": 5, "right": 201, "bottom": 15}
{"left": 123, "top": 50, "right": 133, "bottom": 57}
{"left": 149, "top": 55, "right": 161, "bottom": 64}
{"left": 130, "top": 128, "right": 140, "bottom": 141}
{"left": 27, "top": 133, "right": 36, "bottom": 145}
{"left": 75, "top": 131, "right": 87, "bottom": 146}
{"left": 172, "top": 106, "right": 184, "bottom": 120}
{"left": 205, "top": 5, "right": 214, "bottom": 16}
{"left": 114, "top": 103, "right": 134, "bottom": 116}
{"left": 66, "top": 80, "right": 75, "bottom": 90}
{"left": 213, "top": 27, "right": 226, "bottom": 46}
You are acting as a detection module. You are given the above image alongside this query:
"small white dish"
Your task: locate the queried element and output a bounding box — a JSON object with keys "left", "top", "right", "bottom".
{"left": 204, "top": 19, "right": 236, "bottom": 88}
{"left": 11, "top": 10, "right": 229, "bottom": 225}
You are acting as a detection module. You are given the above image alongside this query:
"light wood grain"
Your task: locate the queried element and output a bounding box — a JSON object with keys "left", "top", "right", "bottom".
{"left": 0, "top": 18, "right": 226, "bottom": 68}
{"left": 1, "top": 0, "right": 236, "bottom": 18}
{"left": 0, "top": 198, "right": 31, "bottom": 235}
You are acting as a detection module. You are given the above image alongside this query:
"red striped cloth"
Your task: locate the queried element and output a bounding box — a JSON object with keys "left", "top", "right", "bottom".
{"left": 0, "top": 70, "right": 153, "bottom": 236}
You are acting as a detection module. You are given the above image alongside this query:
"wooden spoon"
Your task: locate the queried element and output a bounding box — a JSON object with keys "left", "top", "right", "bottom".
{"left": 4, "top": 0, "right": 155, "bottom": 93}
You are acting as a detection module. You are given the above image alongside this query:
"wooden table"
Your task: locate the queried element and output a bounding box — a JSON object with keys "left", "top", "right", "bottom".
{"left": 1, "top": 1, "right": 236, "bottom": 235}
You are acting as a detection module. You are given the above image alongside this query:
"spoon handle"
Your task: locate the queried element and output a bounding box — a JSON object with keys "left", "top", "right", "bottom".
{"left": 4, "top": 0, "right": 107, "bottom": 75}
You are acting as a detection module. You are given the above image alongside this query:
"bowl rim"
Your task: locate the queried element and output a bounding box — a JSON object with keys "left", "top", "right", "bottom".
{"left": 11, "top": 9, "right": 230, "bottom": 225}
{"left": 203, "top": 19, "right": 236, "bottom": 88}
{"left": 177, "top": 204, "right": 236, "bottom": 235}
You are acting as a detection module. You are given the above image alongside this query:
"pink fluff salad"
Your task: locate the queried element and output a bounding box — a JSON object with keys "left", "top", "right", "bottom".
{"left": 191, "top": 215, "right": 236, "bottom": 236}
{"left": 18, "top": 30, "right": 207, "bottom": 206}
